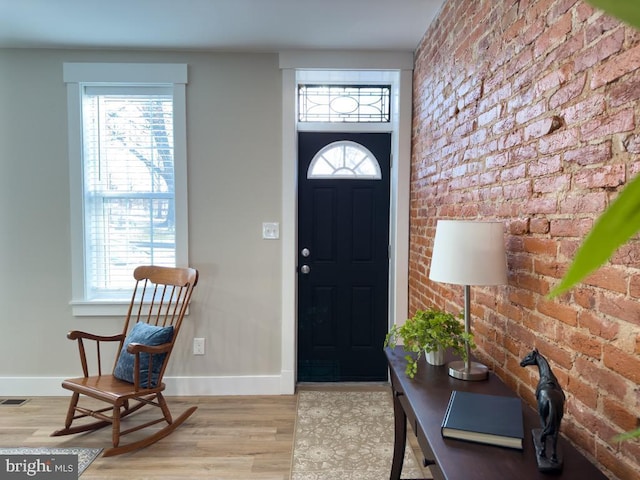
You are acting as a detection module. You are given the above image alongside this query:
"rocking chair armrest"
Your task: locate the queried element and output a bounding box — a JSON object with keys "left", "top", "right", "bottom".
{"left": 129, "top": 342, "right": 173, "bottom": 390}
{"left": 127, "top": 342, "right": 172, "bottom": 355}
{"left": 67, "top": 331, "right": 127, "bottom": 377}
{"left": 67, "top": 331, "right": 126, "bottom": 342}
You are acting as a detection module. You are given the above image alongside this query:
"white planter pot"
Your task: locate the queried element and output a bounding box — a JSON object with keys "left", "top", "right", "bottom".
{"left": 425, "top": 348, "right": 445, "bottom": 366}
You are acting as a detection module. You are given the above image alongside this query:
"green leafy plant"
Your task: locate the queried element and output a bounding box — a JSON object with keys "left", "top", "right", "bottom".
{"left": 384, "top": 309, "right": 474, "bottom": 378}
{"left": 549, "top": 173, "right": 640, "bottom": 297}
{"left": 552, "top": 0, "right": 640, "bottom": 298}
{"left": 549, "top": 0, "right": 640, "bottom": 443}
{"left": 613, "top": 428, "right": 640, "bottom": 442}
{"left": 586, "top": 1, "right": 640, "bottom": 30}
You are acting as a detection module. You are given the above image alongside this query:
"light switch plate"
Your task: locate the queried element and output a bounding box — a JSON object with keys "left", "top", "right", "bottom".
{"left": 262, "top": 222, "right": 279, "bottom": 239}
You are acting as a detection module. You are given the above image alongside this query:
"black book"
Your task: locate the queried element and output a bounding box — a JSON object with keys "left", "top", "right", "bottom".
{"left": 441, "top": 390, "right": 524, "bottom": 450}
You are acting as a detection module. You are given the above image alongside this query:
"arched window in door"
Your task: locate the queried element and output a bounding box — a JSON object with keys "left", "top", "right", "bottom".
{"left": 307, "top": 141, "right": 382, "bottom": 180}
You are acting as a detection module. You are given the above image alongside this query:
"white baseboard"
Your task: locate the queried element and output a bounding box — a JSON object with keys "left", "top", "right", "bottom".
{"left": 0, "top": 374, "right": 290, "bottom": 397}
{"left": 165, "top": 375, "right": 285, "bottom": 396}
{"left": 0, "top": 378, "right": 66, "bottom": 397}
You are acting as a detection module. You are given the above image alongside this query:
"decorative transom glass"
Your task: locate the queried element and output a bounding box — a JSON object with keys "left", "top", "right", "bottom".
{"left": 298, "top": 84, "right": 391, "bottom": 122}
{"left": 307, "top": 141, "right": 382, "bottom": 180}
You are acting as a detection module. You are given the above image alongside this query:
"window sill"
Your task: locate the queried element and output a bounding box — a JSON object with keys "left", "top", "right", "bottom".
{"left": 70, "top": 301, "right": 132, "bottom": 317}
{"left": 70, "top": 300, "right": 191, "bottom": 317}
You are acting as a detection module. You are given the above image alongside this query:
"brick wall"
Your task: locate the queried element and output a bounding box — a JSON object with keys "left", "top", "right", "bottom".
{"left": 410, "top": 1, "right": 640, "bottom": 478}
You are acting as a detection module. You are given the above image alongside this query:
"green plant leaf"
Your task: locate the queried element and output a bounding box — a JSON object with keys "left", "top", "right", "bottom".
{"left": 587, "top": 0, "right": 640, "bottom": 30}
{"left": 613, "top": 427, "right": 640, "bottom": 442}
{"left": 568, "top": 1, "right": 640, "bottom": 448}
{"left": 549, "top": 173, "right": 640, "bottom": 297}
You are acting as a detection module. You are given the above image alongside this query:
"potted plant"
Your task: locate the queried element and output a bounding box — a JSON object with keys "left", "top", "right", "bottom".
{"left": 384, "top": 308, "right": 474, "bottom": 378}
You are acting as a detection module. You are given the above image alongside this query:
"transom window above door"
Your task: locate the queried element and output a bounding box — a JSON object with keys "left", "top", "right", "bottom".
{"left": 298, "top": 84, "right": 391, "bottom": 123}
{"left": 307, "top": 141, "right": 382, "bottom": 180}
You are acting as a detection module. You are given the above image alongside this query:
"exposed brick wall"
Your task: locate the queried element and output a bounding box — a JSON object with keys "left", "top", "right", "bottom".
{"left": 410, "top": 1, "right": 640, "bottom": 478}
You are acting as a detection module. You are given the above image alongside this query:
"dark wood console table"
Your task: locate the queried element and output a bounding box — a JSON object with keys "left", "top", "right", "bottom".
{"left": 385, "top": 347, "right": 607, "bottom": 480}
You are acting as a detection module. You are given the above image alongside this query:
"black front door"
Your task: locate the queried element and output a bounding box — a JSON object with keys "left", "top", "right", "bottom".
{"left": 297, "top": 132, "right": 391, "bottom": 381}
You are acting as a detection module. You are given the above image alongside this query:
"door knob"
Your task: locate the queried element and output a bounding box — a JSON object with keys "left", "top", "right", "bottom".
{"left": 300, "top": 265, "right": 311, "bottom": 274}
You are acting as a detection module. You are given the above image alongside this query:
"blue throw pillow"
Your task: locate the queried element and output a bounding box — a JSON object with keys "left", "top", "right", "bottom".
{"left": 113, "top": 322, "right": 174, "bottom": 388}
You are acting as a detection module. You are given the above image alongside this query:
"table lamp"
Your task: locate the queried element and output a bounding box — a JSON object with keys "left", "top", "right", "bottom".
{"left": 428, "top": 220, "right": 507, "bottom": 381}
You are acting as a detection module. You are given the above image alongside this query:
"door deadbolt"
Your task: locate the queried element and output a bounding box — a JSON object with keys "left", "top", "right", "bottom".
{"left": 301, "top": 248, "right": 310, "bottom": 257}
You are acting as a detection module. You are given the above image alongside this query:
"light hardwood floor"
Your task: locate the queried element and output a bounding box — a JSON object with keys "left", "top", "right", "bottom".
{"left": 0, "top": 389, "right": 428, "bottom": 479}
{"left": 0, "top": 395, "right": 297, "bottom": 479}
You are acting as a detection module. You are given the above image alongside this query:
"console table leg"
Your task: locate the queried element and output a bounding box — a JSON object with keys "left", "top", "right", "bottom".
{"left": 390, "top": 391, "right": 407, "bottom": 480}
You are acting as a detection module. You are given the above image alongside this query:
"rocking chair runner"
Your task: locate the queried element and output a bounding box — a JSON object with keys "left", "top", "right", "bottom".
{"left": 52, "top": 265, "right": 199, "bottom": 456}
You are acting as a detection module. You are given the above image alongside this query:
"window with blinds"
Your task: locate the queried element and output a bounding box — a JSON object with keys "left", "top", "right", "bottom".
{"left": 64, "top": 63, "right": 188, "bottom": 314}
{"left": 81, "top": 87, "right": 176, "bottom": 297}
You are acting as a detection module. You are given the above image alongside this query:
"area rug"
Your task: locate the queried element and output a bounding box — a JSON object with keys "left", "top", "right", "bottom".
{"left": 291, "top": 390, "right": 428, "bottom": 480}
{"left": 0, "top": 447, "right": 102, "bottom": 477}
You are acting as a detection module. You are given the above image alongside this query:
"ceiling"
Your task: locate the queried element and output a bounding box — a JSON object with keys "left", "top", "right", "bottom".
{"left": 0, "top": 0, "right": 445, "bottom": 53}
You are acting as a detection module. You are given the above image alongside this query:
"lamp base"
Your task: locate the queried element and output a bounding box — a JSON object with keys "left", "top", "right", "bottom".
{"left": 448, "top": 360, "right": 489, "bottom": 381}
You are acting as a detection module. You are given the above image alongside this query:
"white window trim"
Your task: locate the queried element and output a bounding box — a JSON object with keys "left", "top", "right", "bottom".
{"left": 64, "top": 63, "right": 189, "bottom": 316}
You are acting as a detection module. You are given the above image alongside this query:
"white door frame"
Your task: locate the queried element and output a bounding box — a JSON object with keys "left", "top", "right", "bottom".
{"left": 279, "top": 51, "right": 414, "bottom": 393}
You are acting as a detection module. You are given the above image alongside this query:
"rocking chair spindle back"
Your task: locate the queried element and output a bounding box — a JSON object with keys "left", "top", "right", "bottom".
{"left": 52, "top": 265, "right": 199, "bottom": 456}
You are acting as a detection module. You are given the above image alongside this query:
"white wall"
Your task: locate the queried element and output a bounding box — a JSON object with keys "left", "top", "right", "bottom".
{"left": 0, "top": 49, "right": 284, "bottom": 395}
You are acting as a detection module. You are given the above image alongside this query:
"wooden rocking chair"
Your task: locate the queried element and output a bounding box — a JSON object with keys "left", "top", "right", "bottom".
{"left": 52, "top": 265, "right": 199, "bottom": 456}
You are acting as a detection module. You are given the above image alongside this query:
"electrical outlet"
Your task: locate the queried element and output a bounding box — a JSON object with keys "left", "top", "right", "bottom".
{"left": 193, "top": 338, "right": 205, "bottom": 355}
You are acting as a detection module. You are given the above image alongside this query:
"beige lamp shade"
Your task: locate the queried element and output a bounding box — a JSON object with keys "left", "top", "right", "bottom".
{"left": 429, "top": 220, "right": 507, "bottom": 286}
